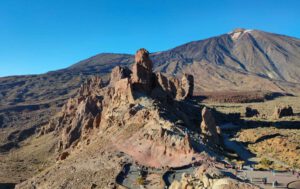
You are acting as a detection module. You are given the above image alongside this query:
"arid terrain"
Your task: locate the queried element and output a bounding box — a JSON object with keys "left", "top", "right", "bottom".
{"left": 1, "top": 29, "right": 300, "bottom": 189}
{"left": 203, "top": 94, "right": 300, "bottom": 169}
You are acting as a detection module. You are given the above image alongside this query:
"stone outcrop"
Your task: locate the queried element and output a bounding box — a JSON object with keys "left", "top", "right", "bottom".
{"left": 40, "top": 48, "right": 196, "bottom": 163}
{"left": 273, "top": 105, "right": 294, "bottom": 119}
{"left": 152, "top": 73, "right": 180, "bottom": 100}
{"left": 245, "top": 107, "right": 259, "bottom": 117}
{"left": 109, "top": 66, "right": 131, "bottom": 86}
{"left": 39, "top": 77, "right": 104, "bottom": 137}
{"left": 131, "top": 48, "right": 153, "bottom": 93}
{"left": 176, "top": 74, "right": 194, "bottom": 100}
{"left": 200, "top": 107, "right": 220, "bottom": 145}
{"left": 79, "top": 76, "right": 103, "bottom": 97}
{"left": 41, "top": 77, "right": 104, "bottom": 151}
{"left": 111, "top": 78, "right": 134, "bottom": 106}
{"left": 152, "top": 73, "right": 194, "bottom": 101}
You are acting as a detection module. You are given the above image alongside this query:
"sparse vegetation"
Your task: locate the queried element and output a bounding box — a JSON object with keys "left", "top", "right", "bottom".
{"left": 203, "top": 95, "right": 300, "bottom": 170}
{"left": 136, "top": 176, "right": 145, "bottom": 185}
{"left": 260, "top": 158, "right": 273, "bottom": 167}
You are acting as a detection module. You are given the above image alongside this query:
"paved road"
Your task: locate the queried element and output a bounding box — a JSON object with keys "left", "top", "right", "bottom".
{"left": 235, "top": 169, "right": 300, "bottom": 189}
{"left": 287, "top": 180, "right": 300, "bottom": 189}
{"left": 222, "top": 134, "right": 300, "bottom": 188}
{"left": 163, "top": 166, "right": 196, "bottom": 186}
{"left": 117, "top": 164, "right": 165, "bottom": 189}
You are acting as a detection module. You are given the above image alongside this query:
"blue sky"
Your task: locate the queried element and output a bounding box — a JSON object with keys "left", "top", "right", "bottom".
{"left": 1, "top": 0, "right": 299, "bottom": 77}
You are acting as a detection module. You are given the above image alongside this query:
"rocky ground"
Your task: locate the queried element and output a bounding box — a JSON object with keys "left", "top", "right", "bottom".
{"left": 237, "top": 127, "right": 300, "bottom": 170}
{"left": 203, "top": 95, "right": 300, "bottom": 171}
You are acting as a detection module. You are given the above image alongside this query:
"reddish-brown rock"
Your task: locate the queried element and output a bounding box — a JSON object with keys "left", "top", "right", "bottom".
{"left": 152, "top": 73, "right": 180, "bottom": 100}
{"left": 39, "top": 48, "right": 196, "bottom": 164}
{"left": 200, "top": 107, "right": 220, "bottom": 145}
{"left": 79, "top": 76, "right": 103, "bottom": 97}
{"left": 111, "top": 78, "right": 134, "bottom": 105}
{"left": 176, "top": 74, "right": 194, "bottom": 100}
{"left": 109, "top": 66, "right": 131, "bottom": 86}
{"left": 57, "top": 151, "right": 69, "bottom": 161}
{"left": 131, "top": 48, "right": 153, "bottom": 93}
{"left": 40, "top": 76, "right": 104, "bottom": 151}
{"left": 152, "top": 72, "right": 194, "bottom": 101}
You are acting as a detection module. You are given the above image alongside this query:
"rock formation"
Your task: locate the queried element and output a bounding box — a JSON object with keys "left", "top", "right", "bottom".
{"left": 17, "top": 48, "right": 260, "bottom": 189}
{"left": 109, "top": 66, "right": 131, "bottom": 86}
{"left": 273, "top": 105, "right": 294, "bottom": 119}
{"left": 245, "top": 107, "right": 259, "bottom": 117}
{"left": 200, "top": 107, "right": 220, "bottom": 145}
{"left": 176, "top": 74, "right": 194, "bottom": 100}
{"left": 39, "top": 48, "right": 196, "bottom": 163}
{"left": 131, "top": 48, "right": 153, "bottom": 93}
{"left": 40, "top": 77, "right": 104, "bottom": 150}
{"left": 152, "top": 73, "right": 194, "bottom": 101}
{"left": 79, "top": 76, "right": 103, "bottom": 96}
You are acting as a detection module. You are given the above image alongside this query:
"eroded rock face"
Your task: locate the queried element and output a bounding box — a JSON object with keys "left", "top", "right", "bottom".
{"left": 273, "top": 105, "right": 294, "bottom": 119}
{"left": 39, "top": 77, "right": 104, "bottom": 137}
{"left": 109, "top": 66, "right": 131, "bottom": 86}
{"left": 111, "top": 78, "right": 134, "bottom": 106}
{"left": 79, "top": 76, "right": 103, "bottom": 97}
{"left": 131, "top": 48, "right": 153, "bottom": 93}
{"left": 59, "top": 94, "right": 103, "bottom": 150}
{"left": 152, "top": 73, "right": 180, "bottom": 100}
{"left": 152, "top": 73, "right": 194, "bottom": 101}
{"left": 41, "top": 77, "right": 104, "bottom": 151}
{"left": 200, "top": 107, "right": 220, "bottom": 145}
{"left": 176, "top": 74, "right": 194, "bottom": 100}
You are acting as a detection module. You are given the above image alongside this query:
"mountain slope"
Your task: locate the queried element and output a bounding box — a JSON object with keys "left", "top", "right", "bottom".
{"left": 152, "top": 29, "right": 300, "bottom": 82}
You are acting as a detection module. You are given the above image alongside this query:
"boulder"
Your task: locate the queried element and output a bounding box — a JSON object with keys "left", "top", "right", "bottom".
{"left": 131, "top": 48, "right": 153, "bottom": 93}
{"left": 200, "top": 107, "right": 220, "bottom": 145}
{"left": 245, "top": 107, "right": 259, "bottom": 117}
{"left": 57, "top": 151, "right": 69, "bottom": 161}
{"left": 273, "top": 105, "right": 294, "bottom": 119}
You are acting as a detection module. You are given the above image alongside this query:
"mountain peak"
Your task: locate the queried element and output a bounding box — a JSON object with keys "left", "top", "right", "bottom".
{"left": 228, "top": 28, "right": 253, "bottom": 40}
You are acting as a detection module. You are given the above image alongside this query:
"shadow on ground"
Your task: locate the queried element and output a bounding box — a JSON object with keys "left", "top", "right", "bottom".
{"left": 0, "top": 183, "right": 16, "bottom": 189}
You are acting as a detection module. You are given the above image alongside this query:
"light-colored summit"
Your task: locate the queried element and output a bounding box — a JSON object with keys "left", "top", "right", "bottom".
{"left": 228, "top": 28, "right": 253, "bottom": 40}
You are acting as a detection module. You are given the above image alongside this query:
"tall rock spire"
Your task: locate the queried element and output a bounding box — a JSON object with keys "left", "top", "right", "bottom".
{"left": 131, "top": 48, "right": 153, "bottom": 93}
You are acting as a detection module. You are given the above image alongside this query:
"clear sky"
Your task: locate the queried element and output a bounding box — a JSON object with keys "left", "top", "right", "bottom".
{"left": 1, "top": 0, "right": 300, "bottom": 77}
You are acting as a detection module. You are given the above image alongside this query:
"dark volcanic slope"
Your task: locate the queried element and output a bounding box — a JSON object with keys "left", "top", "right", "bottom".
{"left": 1, "top": 29, "right": 300, "bottom": 148}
